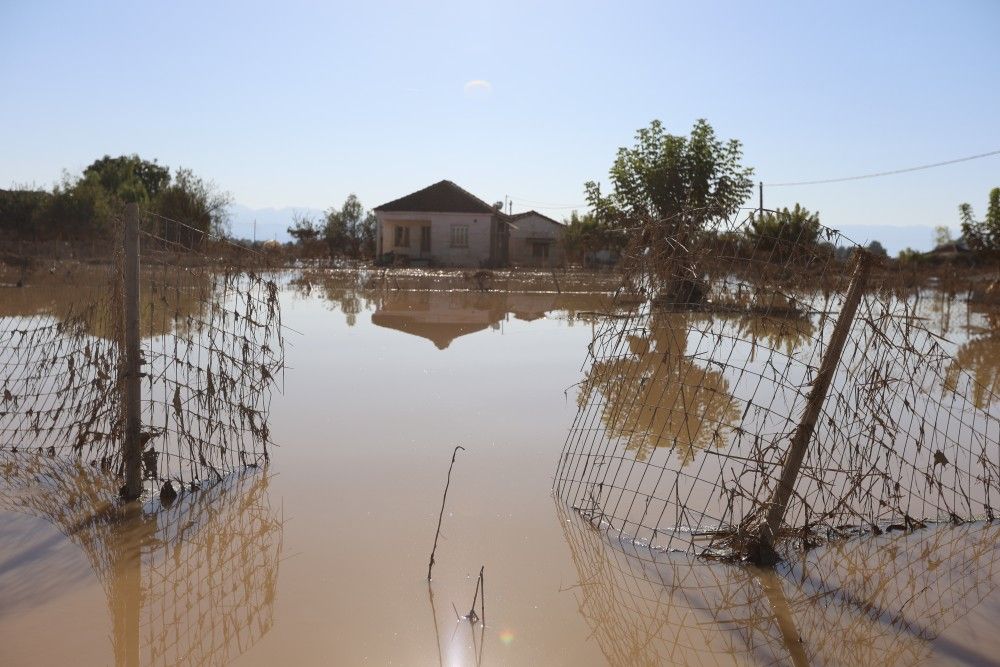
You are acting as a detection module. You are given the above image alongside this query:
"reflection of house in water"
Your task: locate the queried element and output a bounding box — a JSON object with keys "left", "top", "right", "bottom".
{"left": 371, "top": 291, "right": 609, "bottom": 349}
{"left": 372, "top": 291, "right": 508, "bottom": 349}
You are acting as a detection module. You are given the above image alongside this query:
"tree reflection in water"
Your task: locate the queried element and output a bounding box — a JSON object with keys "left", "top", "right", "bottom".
{"left": 0, "top": 451, "right": 282, "bottom": 666}
{"left": 947, "top": 309, "right": 1000, "bottom": 411}
{"left": 577, "top": 311, "right": 747, "bottom": 465}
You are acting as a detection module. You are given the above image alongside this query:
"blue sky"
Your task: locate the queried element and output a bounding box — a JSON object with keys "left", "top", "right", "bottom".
{"left": 2, "top": 1, "right": 998, "bottom": 248}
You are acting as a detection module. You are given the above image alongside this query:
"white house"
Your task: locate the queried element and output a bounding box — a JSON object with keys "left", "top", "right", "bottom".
{"left": 373, "top": 180, "right": 508, "bottom": 268}
{"left": 506, "top": 211, "right": 566, "bottom": 267}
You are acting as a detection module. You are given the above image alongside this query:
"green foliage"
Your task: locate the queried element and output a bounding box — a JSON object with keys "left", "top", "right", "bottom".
{"left": 36, "top": 171, "right": 116, "bottom": 238}
{"left": 897, "top": 247, "right": 922, "bottom": 264}
{"left": 934, "top": 225, "right": 954, "bottom": 248}
{"left": 0, "top": 186, "right": 50, "bottom": 237}
{"left": 585, "top": 118, "right": 754, "bottom": 238}
{"left": 154, "top": 168, "right": 231, "bottom": 241}
{"left": 0, "top": 154, "right": 229, "bottom": 243}
{"left": 285, "top": 194, "right": 378, "bottom": 259}
{"left": 562, "top": 210, "right": 623, "bottom": 264}
{"left": 84, "top": 154, "right": 170, "bottom": 204}
{"left": 866, "top": 240, "right": 888, "bottom": 258}
{"left": 960, "top": 187, "right": 1000, "bottom": 252}
{"left": 287, "top": 213, "right": 322, "bottom": 243}
{"left": 746, "top": 203, "right": 821, "bottom": 256}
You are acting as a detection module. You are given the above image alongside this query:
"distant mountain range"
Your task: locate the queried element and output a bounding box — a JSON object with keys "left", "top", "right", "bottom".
{"left": 829, "top": 224, "right": 944, "bottom": 255}
{"left": 227, "top": 203, "right": 325, "bottom": 243}
{"left": 226, "top": 204, "right": 947, "bottom": 254}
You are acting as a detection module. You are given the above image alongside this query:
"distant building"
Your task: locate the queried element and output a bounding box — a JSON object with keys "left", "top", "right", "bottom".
{"left": 506, "top": 211, "right": 566, "bottom": 267}
{"left": 373, "top": 180, "right": 508, "bottom": 268}
{"left": 372, "top": 180, "right": 565, "bottom": 267}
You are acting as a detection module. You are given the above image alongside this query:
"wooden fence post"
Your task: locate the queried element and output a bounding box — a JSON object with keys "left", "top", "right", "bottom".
{"left": 122, "top": 203, "right": 142, "bottom": 500}
{"left": 751, "top": 249, "right": 872, "bottom": 564}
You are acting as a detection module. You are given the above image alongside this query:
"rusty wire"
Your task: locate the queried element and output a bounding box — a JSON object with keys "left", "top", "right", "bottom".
{"left": 554, "top": 210, "right": 1000, "bottom": 559}
{"left": 0, "top": 449, "right": 282, "bottom": 666}
{"left": 0, "top": 210, "right": 285, "bottom": 498}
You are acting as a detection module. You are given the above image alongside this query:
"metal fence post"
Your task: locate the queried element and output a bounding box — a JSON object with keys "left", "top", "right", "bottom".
{"left": 122, "top": 203, "right": 142, "bottom": 500}
{"left": 751, "top": 249, "right": 872, "bottom": 564}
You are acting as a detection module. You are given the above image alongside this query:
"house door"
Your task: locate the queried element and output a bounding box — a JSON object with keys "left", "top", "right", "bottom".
{"left": 420, "top": 226, "right": 432, "bottom": 254}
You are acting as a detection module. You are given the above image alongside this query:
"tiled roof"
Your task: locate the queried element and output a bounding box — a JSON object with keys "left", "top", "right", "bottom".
{"left": 505, "top": 210, "right": 564, "bottom": 226}
{"left": 373, "top": 180, "right": 498, "bottom": 214}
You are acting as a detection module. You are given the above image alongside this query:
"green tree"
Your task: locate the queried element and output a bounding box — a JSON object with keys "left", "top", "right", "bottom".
{"left": 324, "top": 194, "right": 376, "bottom": 258}
{"left": 154, "top": 168, "right": 232, "bottom": 243}
{"left": 36, "top": 171, "right": 115, "bottom": 238}
{"left": 746, "top": 204, "right": 821, "bottom": 258}
{"left": 934, "top": 225, "right": 954, "bottom": 248}
{"left": 84, "top": 154, "right": 171, "bottom": 204}
{"left": 563, "top": 210, "right": 623, "bottom": 265}
{"left": 866, "top": 240, "right": 888, "bottom": 258}
{"left": 287, "top": 213, "right": 322, "bottom": 243}
{"left": 585, "top": 119, "right": 754, "bottom": 240}
{"left": 960, "top": 187, "right": 1000, "bottom": 252}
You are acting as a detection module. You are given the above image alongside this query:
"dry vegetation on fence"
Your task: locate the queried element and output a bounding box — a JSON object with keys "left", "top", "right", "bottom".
{"left": 555, "top": 211, "right": 1000, "bottom": 562}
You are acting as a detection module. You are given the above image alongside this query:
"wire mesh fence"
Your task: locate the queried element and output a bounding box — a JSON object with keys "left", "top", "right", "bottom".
{"left": 557, "top": 502, "right": 1000, "bottom": 666}
{"left": 0, "top": 449, "right": 282, "bottom": 666}
{"left": 554, "top": 210, "right": 1000, "bottom": 560}
{"left": 0, "top": 205, "right": 284, "bottom": 500}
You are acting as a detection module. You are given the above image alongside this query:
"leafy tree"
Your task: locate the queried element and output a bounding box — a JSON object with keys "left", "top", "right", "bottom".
{"left": 0, "top": 186, "right": 50, "bottom": 238}
{"left": 287, "top": 213, "right": 326, "bottom": 258}
{"left": 746, "top": 203, "right": 821, "bottom": 259}
{"left": 154, "top": 168, "right": 232, "bottom": 243}
{"left": 324, "top": 194, "right": 376, "bottom": 258}
{"left": 288, "top": 213, "right": 322, "bottom": 243}
{"left": 585, "top": 119, "right": 754, "bottom": 240}
{"left": 562, "top": 210, "right": 623, "bottom": 264}
{"left": 84, "top": 154, "right": 170, "bottom": 203}
{"left": 897, "top": 247, "right": 922, "bottom": 265}
{"left": 865, "top": 240, "right": 888, "bottom": 258}
{"left": 1, "top": 155, "right": 229, "bottom": 243}
{"left": 36, "top": 171, "right": 115, "bottom": 238}
{"left": 960, "top": 187, "right": 1000, "bottom": 252}
{"left": 934, "top": 225, "right": 954, "bottom": 248}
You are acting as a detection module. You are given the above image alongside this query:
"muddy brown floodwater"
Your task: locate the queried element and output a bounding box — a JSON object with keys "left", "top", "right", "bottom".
{"left": 2, "top": 272, "right": 1000, "bottom": 665}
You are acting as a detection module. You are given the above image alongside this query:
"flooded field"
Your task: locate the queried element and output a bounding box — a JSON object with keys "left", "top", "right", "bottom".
{"left": 2, "top": 269, "right": 1000, "bottom": 665}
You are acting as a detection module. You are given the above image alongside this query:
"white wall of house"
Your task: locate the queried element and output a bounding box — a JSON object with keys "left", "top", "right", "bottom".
{"left": 376, "top": 211, "right": 499, "bottom": 267}
{"left": 508, "top": 214, "right": 566, "bottom": 267}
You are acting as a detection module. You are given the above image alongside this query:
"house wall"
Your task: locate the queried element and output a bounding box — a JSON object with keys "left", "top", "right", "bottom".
{"left": 377, "top": 211, "right": 498, "bottom": 267}
{"left": 508, "top": 214, "right": 566, "bottom": 267}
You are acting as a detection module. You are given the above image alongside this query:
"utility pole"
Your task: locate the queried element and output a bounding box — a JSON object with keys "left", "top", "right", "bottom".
{"left": 759, "top": 182, "right": 764, "bottom": 216}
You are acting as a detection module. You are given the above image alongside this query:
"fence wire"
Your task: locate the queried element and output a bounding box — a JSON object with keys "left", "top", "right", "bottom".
{"left": 0, "top": 210, "right": 284, "bottom": 498}
{"left": 0, "top": 449, "right": 281, "bottom": 666}
{"left": 557, "top": 503, "right": 1000, "bottom": 666}
{"left": 554, "top": 211, "right": 1000, "bottom": 558}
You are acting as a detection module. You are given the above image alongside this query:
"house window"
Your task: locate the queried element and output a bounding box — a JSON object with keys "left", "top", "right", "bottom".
{"left": 450, "top": 225, "right": 469, "bottom": 248}
{"left": 532, "top": 242, "right": 550, "bottom": 259}
{"left": 394, "top": 226, "right": 410, "bottom": 248}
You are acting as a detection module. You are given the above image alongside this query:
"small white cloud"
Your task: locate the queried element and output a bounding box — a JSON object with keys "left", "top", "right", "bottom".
{"left": 463, "top": 80, "right": 493, "bottom": 97}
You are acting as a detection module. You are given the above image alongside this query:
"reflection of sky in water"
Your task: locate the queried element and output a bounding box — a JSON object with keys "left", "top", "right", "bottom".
{"left": 1, "top": 273, "right": 999, "bottom": 665}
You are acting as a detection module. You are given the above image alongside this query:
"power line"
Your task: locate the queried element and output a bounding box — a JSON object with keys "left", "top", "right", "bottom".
{"left": 507, "top": 195, "right": 588, "bottom": 209}
{"left": 766, "top": 149, "right": 1000, "bottom": 187}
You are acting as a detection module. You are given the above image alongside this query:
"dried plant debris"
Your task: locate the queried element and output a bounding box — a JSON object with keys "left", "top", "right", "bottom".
{"left": 555, "top": 210, "right": 1000, "bottom": 561}
{"left": 0, "top": 211, "right": 285, "bottom": 496}
{"left": 0, "top": 450, "right": 282, "bottom": 666}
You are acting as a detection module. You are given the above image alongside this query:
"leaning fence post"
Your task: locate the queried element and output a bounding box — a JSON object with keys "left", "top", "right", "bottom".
{"left": 751, "top": 249, "right": 872, "bottom": 564}
{"left": 122, "top": 202, "right": 143, "bottom": 500}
